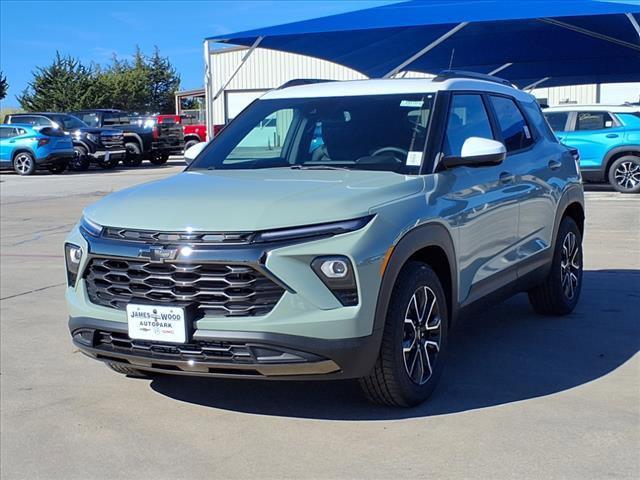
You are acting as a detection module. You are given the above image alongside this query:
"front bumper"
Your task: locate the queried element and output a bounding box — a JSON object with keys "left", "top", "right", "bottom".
{"left": 70, "top": 316, "right": 379, "bottom": 380}
{"left": 89, "top": 149, "right": 126, "bottom": 161}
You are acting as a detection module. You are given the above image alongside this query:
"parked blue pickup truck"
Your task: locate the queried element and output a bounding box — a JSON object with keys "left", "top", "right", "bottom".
{"left": 544, "top": 105, "right": 640, "bottom": 193}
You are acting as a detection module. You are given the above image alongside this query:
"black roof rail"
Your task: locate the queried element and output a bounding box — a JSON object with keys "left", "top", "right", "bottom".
{"left": 433, "top": 70, "right": 513, "bottom": 87}
{"left": 277, "top": 78, "right": 337, "bottom": 89}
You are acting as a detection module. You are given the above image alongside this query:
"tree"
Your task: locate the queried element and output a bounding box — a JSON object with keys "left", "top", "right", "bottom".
{"left": 147, "top": 46, "right": 180, "bottom": 114}
{"left": 0, "top": 72, "right": 8, "bottom": 101}
{"left": 18, "top": 53, "right": 105, "bottom": 111}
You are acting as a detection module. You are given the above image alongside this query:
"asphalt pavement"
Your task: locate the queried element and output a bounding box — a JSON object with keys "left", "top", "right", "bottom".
{"left": 1, "top": 161, "right": 638, "bottom": 479}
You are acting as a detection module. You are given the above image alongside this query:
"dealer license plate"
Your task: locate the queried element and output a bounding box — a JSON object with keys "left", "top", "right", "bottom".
{"left": 126, "top": 304, "right": 186, "bottom": 343}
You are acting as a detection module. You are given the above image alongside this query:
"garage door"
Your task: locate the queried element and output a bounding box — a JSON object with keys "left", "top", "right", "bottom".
{"left": 225, "top": 90, "right": 269, "bottom": 121}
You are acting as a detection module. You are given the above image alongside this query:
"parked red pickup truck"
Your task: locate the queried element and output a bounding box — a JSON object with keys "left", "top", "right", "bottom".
{"left": 156, "top": 115, "right": 223, "bottom": 150}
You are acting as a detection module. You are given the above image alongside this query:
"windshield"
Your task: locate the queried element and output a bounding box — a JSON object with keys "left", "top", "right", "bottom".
{"left": 54, "top": 114, "right": 88, "bottom": 130}
{"left": 190, "top": 93, "right": 434, "bottom": 174}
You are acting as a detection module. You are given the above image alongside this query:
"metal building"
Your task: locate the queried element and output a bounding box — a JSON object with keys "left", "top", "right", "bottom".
{"left": 187, "top": 45, "right": 635, "bottom": 140}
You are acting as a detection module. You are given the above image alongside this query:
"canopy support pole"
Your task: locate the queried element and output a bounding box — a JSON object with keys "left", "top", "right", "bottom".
{"left": 626, "top": 13, "right": 640, "bottom": 38}
{"left": 212, "top": 36, "right": 264, "bottom": 102}
{"left": 204, "top": 39, "right": 214, "bottom": 140}
{"left": 382, "top": 22, "right": 469, "bottom": 78}
{"left": 488, "top": 63, "right": 513, "bottom": 75}
{"left": 523, "top": 77, "right": 550, "bottom": 90}
{"left": 540, "top": 18, "right": 640, "bottom": 51}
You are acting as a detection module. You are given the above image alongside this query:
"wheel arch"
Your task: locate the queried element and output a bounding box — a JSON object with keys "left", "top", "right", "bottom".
{"left": 373, "top": 222, "right": 458, "bottom": 335}
{"left": 11, "top": 148, "right": 36, "bottom": 161}
{"left": 123, "top": 133, "right": 144, "bottom": 148}
{"left": 603, "top": 145, "right": 640, "bottom": 179}
{"left": 184, "top": 134, "right": 202, "bottom": 143}
{"left": 552, "top": 185, "right": 585, "bottom": 251}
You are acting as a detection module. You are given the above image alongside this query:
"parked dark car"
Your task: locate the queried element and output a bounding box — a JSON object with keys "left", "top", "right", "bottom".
{"left": 4, "top": 113, "right": 125, "bottom": 171}
{"left": 71, "top": 109, "right": 184, "bottom": 166}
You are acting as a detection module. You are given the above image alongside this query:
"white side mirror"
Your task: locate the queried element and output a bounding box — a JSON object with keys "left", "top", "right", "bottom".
{"left": 443, "top": 137, "right": 506, "bottom": 168}
{"left": 184, "top": 141, "right": 207, "bottom": 164}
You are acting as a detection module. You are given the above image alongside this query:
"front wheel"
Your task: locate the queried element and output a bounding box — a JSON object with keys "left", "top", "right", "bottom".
{"left": 70, "top": 145, "right": 90, "bottom": 171}
{"left": 528, "top": 216, "right": 583, "bottom": 315}
{"left": 13, "top": 152, "right": 36, "bottom": 175}
{"left": 360, "top": 261, "right": 448, "bottom": 407}
{"left": 123, "top": 142, "right": 143, "bottom": 167}
{"left": 609, "top": 155, "right": 640, "bottom": 193}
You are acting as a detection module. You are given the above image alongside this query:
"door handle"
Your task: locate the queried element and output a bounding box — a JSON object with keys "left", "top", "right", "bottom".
{"left": 499, "top": 171, "right": 515, "bottom": 183}
{"left": 606, "top": 133, "right": 619, "bottom": 138}
{"left": 548, "top": 160, "right": 562, "bottom": 170}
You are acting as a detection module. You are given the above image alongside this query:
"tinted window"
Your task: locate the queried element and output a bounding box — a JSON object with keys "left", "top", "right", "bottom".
{"left": 0, "top": 127, "right": 14, "bottom": 139}
{"left": 576, "top": 111, "right": 615, "bottom": 131}
{"left": 52, "top": 114, "right": 87, "bottom": 130}
{"left": 12, "top": 115, "right": 50, "bottom": 126}
{"left": 444, "top": 94, "right": 494, "bottom": 156}
{"left": 490, "top": 96, "right": 534, "bottom": 152}
{"left": 191, "top": 93, "right": 434, "bottom": 174}
{"left": 544, "top": 112, "right": 570, "bottom": 132}
{"left": 78, "top": 112, "right": 101, "bottom": 127}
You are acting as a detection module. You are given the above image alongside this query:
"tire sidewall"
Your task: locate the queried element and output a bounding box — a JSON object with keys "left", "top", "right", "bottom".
{"left": 13, "top": 152, "right": 36, "bottom": 175}
{"left": 386, "top": 262, "right": 449, "bottom": 405}
{"left": 608, "top": 156, "right": 640, "bottom": 194}
{"left": 71, "top": 145, "right": 90, "bottom": 171}
{"left": 551, "top": 217, "right": 583, "bottom": 312}
{"left": 124, "top": 142, "right": 143, "bottom": 167}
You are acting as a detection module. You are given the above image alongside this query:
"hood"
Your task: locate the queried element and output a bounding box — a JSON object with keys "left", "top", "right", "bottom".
{"left": 78, "top": 127, "right": 122, "bottom": 135}
{"left": 84, "top": 169, "right": 424, "bottom": 232}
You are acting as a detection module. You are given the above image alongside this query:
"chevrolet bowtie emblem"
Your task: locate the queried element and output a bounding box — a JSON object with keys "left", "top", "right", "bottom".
{"left": 138, "top": 245, "right": 178, "bottom": 263}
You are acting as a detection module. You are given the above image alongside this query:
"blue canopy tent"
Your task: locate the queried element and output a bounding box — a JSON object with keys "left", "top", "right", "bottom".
{"left": 206, "top": 0, "right": 640, "bottom": 88}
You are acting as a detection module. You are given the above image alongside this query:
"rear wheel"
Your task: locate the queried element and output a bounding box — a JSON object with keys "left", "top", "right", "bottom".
{"left": 528, "top": 216, "right": 583, "bottom": 315}
{"left": 608, "top": 155, "right": 640, "bottom": 193}
{"left": 360, "top": 261, "right": 448, "bottom": 407}
{"left": 123, "top": 142, "right": 143, "bottom": 167}
{"left": 184, "top": 139, "right": 199, "bottom": 151}
{"left": 106, "top": 362, "right": 149, "bottom": 378}
{"left": 70, "top": 145, "right": 90, "bottom": 171}
{"left": 13, "top": 152, "right": 36, "bottom": 175}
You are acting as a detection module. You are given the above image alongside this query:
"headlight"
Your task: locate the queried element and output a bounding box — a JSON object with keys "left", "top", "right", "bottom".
{"left": 312, "top": 256, "right": 358, "bottom": 306}
{"left": 80, "top": 216, "right": 103, "bottom": 237}
{"left": 86, "top": 133, "right": 99, "bottom": 143}
{"left": 253, "top": 215, "right": 373, "bottom": 243}
{"left": 65, "top": 243, "right": 83, "bottom": 287}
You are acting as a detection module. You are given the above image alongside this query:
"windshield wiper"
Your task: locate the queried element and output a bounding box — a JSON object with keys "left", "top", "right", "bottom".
{"left": 290, "top": 165, "right": 351, "bottom": 171}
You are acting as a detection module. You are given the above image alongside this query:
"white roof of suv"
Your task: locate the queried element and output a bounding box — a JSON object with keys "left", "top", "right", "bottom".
{"left": 263, "top": 78, "right": 535, "bottom": 103}
{"left": 544, "top": 105, "right": 640, "bottom": 113}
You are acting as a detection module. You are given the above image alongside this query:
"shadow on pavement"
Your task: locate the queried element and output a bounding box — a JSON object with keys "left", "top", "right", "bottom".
{"left": 150, "top": 269, "right": 640, "bottom": 420}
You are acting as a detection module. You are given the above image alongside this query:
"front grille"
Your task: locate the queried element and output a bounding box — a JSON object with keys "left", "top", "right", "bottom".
{"left": 96, "top": 331, "right": 254, "bottom": 363}
{"left": 102, "top": 227, "right": 253, "bottom": 244}
{"left": 100, "top": 135, "right": 124, "bottom": 149}
{"left": 84, "top": 257, "right": 285, "bottom": 317}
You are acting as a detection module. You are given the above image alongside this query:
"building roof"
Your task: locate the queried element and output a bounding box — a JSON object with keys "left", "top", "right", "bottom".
{"left": 544, "top": 105, "right": 640, "bottom": 113}
{"left": 263, "top": 77, "right": 535, "bottom": 102}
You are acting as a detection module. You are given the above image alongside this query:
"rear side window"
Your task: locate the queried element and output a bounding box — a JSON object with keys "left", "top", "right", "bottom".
{"left": 489, "top": 96, "right": 534, "bottom": 152}
{"left": 0, "top": 127, "right": 13, "bottom": 139}
{"left": 443, "top": 94, "right": 494, "bottom": 156}
{"left": 576, "top": 111, "right": 615, "bottom": 131}
{"left": 544, "top": 112, "right": 570, "bottom": 132}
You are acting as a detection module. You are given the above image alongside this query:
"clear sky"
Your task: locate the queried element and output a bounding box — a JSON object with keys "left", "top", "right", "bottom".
{"left": 0, "top": 0, "right": 398, "bottom": 107}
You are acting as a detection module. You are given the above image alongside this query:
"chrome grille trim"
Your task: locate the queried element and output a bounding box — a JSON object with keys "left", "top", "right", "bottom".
{"left": 84, "top": 257, "right": 285, "bottom": 317}
{"left": 102, "top": 227, "right": 254, "bottom": 244}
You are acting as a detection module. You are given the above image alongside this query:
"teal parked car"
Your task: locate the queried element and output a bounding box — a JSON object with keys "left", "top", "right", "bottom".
{"left": 544, "top": 106, "right": 640, "bottom": 193}
{"left": 65, "top": 72, "right": 585, "bottom": 406}
{"left": 0, "top": 124, "right": 74, "bottom": 175}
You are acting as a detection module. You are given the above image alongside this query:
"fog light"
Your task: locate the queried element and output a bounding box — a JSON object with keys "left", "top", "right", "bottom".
{"left": 320, "top": 259, "right": 349, "bottom": 279}
{"left": 311, "top": 256, "right": 358, "bottom": 306}
{"left": 65, "top": 243, "right": 83, "bottom": 287}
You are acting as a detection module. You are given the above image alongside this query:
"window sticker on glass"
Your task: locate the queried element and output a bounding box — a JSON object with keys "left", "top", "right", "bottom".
{"left": 406, "top": 151, "right": 423, "bottom": 166}
{"left": 400, "top": 100, "right": 424, "bottom": 108}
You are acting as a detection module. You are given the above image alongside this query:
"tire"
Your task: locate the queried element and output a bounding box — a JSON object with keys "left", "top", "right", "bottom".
{"left": 184, "top": 139, "right": 199, "bottom": 151}
{"left": 359, "top": 261, "right": 448, "bottom": 407}
{"left": 528, "top": 216, "right": 583, "bottom": 315}
{"left": 47, "top": 162, "right": 68, "bottom": 174}
{"left": 106, "top": 362, "right": 148, "bottom": 378}
{"left": 608, "top": 155, "right": 640, "bottom": 194}
{"left": 98, "top": 157, "right": 118, "bottom": 170}
{"left": 123, "top": 142, "right": 143, "bottom": 167}
{"left": 13, "top": 152, "right": 36, "bottom": 175}
{"left": 70, "top": 145, "right": 90, "bottom": 171}
{"left": 149, "top": 152, "right": 169, "bottom": 165}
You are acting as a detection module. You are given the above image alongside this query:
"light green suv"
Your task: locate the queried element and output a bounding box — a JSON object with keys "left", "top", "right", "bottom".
{"left": 66, "top": 72, "right": 585, "bottom": 406}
